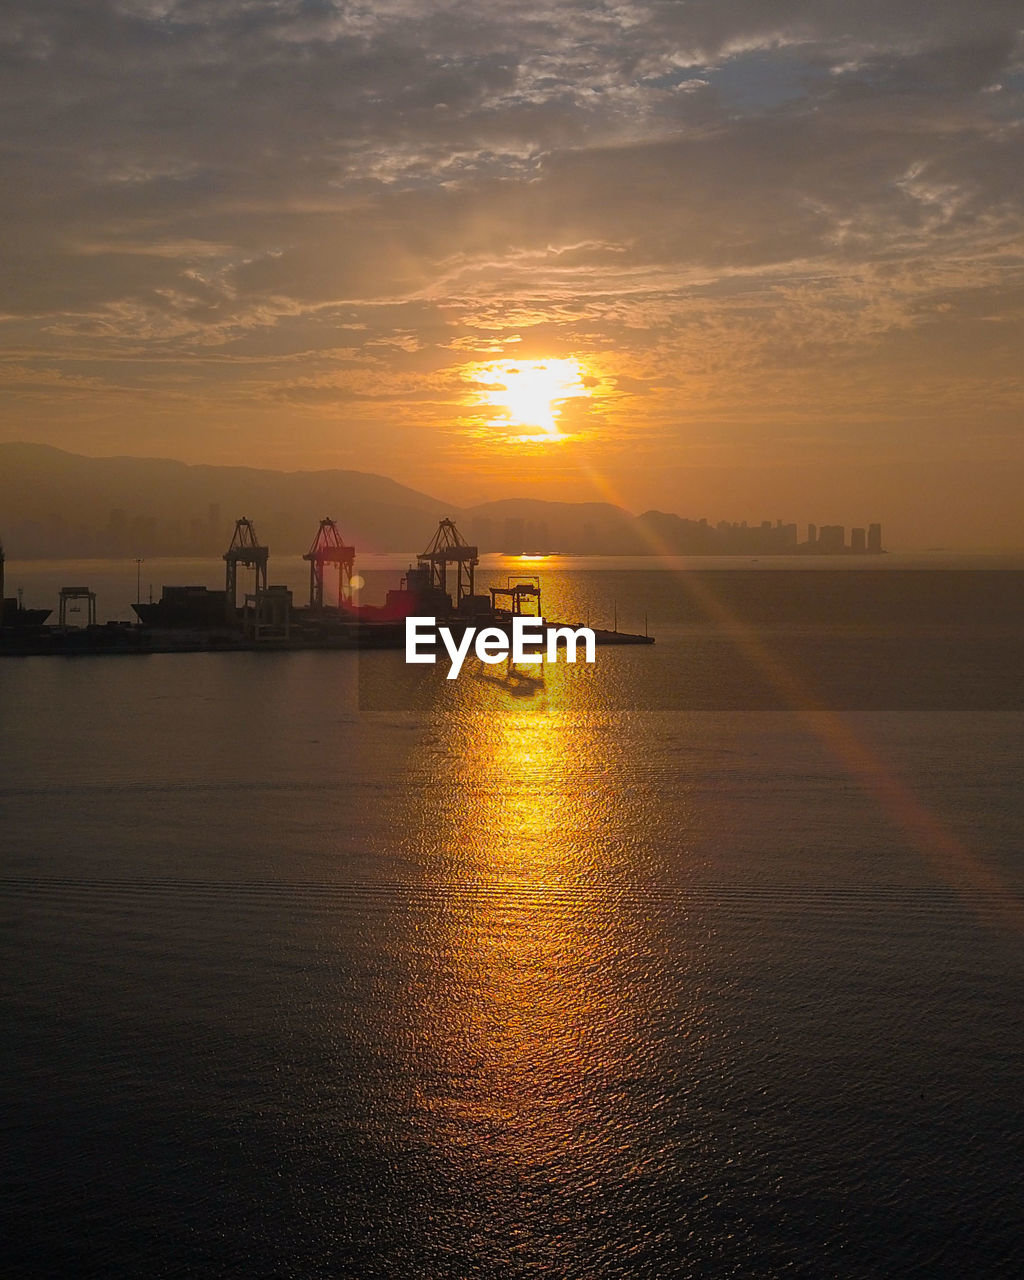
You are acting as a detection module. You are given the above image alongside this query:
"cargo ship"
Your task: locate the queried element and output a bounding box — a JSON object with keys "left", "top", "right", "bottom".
{"left": 0, "top": 600, "right": 52, "bottom": 627}
{"left": 0, "top": 541, "right": 52, "bottom": 627}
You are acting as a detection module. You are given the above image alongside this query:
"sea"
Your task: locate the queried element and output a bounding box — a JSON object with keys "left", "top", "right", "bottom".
{"left": 2, "top": 555, "right": 1023, "bottom": 1278}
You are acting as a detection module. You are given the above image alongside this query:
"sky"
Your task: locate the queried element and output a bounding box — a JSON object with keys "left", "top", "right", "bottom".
{"left": 1, "top": 0, "right": 1022, "bottom": 546}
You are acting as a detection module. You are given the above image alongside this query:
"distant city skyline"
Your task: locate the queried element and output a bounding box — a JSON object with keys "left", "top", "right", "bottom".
{"left": 2, "top": 504, "right": 885, "bottom": 560}
{"left": 0, "top": 441, "right": 887, "bottom": 560}
{"left": 0, "top": 4, "right": 1021, "bottom": 548}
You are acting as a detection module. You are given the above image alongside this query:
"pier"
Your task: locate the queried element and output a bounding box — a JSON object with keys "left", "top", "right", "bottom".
{"left": 0, "top": 517, "right": 654, "bottom": 656}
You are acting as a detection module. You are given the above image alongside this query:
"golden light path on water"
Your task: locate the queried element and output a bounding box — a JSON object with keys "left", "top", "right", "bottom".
{"left": 386, "top": 661, "right": 708, "bottom": 1263}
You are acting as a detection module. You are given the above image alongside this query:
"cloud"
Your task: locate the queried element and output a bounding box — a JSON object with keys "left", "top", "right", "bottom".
{"left": 0, "top": 0, "right": 1021, "bottom": 532}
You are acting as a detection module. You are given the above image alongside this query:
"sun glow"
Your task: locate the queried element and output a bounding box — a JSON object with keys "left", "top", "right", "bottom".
{"left": 471, "top": 358, "right": 590, "bottom": 440}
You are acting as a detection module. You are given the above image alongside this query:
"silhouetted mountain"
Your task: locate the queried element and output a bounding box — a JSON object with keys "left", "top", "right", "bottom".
{"left": 459, "top": 497, "right": 637, "bottom": 553}
{"left": 0, "top": 443, "right": 880, "bottom": 558}
{"left": 0, "top": 443, "right": 458, "bottom": 557}
{"left": 0, "top": 442, "right": 653, "bottom": 558}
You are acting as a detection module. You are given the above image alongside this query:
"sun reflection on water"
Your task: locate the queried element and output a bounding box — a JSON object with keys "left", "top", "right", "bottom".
{"left": 388, "top": 659, "right": 690, "bottom": 1262}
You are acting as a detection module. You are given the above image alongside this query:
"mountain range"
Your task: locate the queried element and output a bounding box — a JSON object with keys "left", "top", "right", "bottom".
{"left": 0, "top": 442, "right": 637, "bottom": 558}
{"left": 1, "top": 442, "right": 866, "bottom": 559}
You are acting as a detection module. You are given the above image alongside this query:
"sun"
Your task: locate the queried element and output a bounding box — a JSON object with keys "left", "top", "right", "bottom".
{"left": 470, "top": 358, "right": 590, "bottom": 440}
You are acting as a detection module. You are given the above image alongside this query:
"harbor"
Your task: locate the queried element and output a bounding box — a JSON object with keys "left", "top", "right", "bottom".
{"left": 0, "top": 516, "right": 654, "bottom": 656}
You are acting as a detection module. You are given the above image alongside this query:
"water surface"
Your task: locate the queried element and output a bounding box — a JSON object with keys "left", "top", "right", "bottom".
{"left": 2, "top": 570, "right": 1023, "bottom": 1277}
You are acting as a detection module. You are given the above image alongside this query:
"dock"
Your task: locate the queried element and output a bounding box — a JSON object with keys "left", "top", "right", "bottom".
{"left": 1, "top": 517, "right": 654, "bottom": 656}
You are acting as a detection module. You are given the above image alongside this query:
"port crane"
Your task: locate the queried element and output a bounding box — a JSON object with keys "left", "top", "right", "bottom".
{"left": 223, "top": 518, "right": 268, "bottom": 620}
{"left": 418, "top": 518, "right": 479, "bottom": 610}
{"left": 58, "top": 586, "right": 97, "bottom": 627}
{"left": 304, "top": 518, "right": 356, "bottom": 609}
{"left": 490, "top": 575, "right": 542, "bottom": 618}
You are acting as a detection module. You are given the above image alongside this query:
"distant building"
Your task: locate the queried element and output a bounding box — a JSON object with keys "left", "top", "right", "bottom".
{"left": 474, "top": 517, "right": 493, "bottom": 550}
{"left": 807, "top": 523, "right": 817, "bottom": 547}
{"left": 850, "top": 527, "right": 866, "bottom": 553}
{"left": 503, "top": 517, "right": 524, "bottom": 554}
{"left": 868, "top": 523, "right": 883, "bottom": 553}
{"left": 818, "top": 525, "right": 845, "bottom": 553}
{"left": 107, "top": 507, "right": 127, "bottom": 556}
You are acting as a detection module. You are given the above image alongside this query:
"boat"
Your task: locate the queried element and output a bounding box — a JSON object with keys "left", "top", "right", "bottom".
{"left": 1, "top": 600, "right": 52, "bottom": 627}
